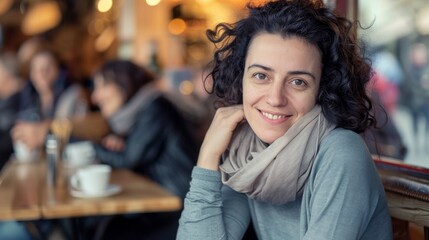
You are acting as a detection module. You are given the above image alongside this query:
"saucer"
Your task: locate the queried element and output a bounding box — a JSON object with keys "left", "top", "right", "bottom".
{"left": 70, "top": 184, "right": 121, "bottom": 198}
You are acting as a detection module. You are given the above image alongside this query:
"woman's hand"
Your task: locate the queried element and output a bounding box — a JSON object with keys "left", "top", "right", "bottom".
{"left": 101, "top": 134, "right": 125, "bottom": 152}
{"left": 197, "top": 105, "right": 245, "bottom": 170}
{"left": 11, "top": 121, "right": 50, "bottom": 150}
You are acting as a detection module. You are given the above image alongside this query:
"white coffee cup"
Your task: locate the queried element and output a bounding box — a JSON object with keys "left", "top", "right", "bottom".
{"left": 65, "top": 141, "right": 95, "bottom": 167}
{"left": 70, "top": 164, "right": 111, "bottom": 194}
{"left": 13, "top": 141, "right": 40, "bottom": 162}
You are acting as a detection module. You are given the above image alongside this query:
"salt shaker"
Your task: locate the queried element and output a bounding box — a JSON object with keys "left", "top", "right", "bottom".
{"left": 46, "top": 134, "right": 59, "bottom": 187}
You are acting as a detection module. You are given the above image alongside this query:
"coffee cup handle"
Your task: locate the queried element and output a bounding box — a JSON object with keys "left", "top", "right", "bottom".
{"left": 70, "top": 174, "right": 81, "bottom": 190}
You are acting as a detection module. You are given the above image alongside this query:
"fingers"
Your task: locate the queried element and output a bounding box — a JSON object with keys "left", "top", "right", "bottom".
{"left": 102, "top": 135, "right": 125, "bottom": 152}
{"left": 197, "top": 105, "right": 245, "bottom": 170}
{"left": 11, "top": 122, "right": 48, "bottom": 150}
{"left": 11, "top": 123, "right": 25, "bottom": 141}
{"left": 210, "top": 105, "right": 245, "bottom": 135}
{"left": 210, "top": 105, "right": 244, "bottom": 125}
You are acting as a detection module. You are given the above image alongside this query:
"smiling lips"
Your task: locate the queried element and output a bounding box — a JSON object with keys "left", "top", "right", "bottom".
{"left": 261, "top": 111, "right": 289, "bottom": 120}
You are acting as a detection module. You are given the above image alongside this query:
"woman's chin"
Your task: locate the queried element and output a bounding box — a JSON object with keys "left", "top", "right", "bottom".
{"left": 101, "top": 109, "right": 113, "bottom": 118}
{"left": 255, "top": 133, "right": 282, "bottom": 145}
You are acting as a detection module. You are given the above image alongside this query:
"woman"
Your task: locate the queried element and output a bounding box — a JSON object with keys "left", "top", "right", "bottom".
{"left": 12, "top": 49, "right": 87, "bottom": 150}
{"left": 178, "top": 0, "right": 392, "bottom": 239}
{"left": 89, "top": 60, "right": 197, "bottom": 239}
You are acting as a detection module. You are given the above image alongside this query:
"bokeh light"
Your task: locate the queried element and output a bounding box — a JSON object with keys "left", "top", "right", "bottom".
{"left": 97, "top": 0, "right": 113, "bottom": 13}
{"left": 168, "top": 18, "right": 186, "bottom": 35}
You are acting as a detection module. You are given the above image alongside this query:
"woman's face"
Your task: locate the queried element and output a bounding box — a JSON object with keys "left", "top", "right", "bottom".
{"left": 242, "top": 33, "right": 322, "bottom": 144}
{"left": 92, "top": 74, "right": 126, "bottom": 117}
{"left": 30, "top": 53, "right": 59, "bottom": 94}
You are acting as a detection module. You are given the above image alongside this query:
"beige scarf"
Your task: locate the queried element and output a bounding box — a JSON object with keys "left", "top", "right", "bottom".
{"left": 219, "top": 105, "right": 335, "bottom": 205}
{"left": 109, "top": 83, "right": 161, "bottom": 135}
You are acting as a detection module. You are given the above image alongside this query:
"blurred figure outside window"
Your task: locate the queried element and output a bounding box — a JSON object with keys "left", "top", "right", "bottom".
{"left": 401, "top": 42, "right": 429, "bottom": 153}
{"left": 363, "top": 71, "right": 407, "bottom": 160}
{"left": 371, "top": 49, "right": 404, "bottom": 115}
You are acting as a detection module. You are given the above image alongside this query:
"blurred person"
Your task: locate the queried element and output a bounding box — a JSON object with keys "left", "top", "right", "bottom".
{"left": 12, "top": 49, "right": 89, "bottom": 151}
{"left": 372, "top": 49, "right": 404, "bottom": 86}
{"left": 372, "top": 70, "right": 400, "bottom": 115}
{"left": 0, "top": 51, "right": 45, "bottom": 240}
{"left": 84, "top": 60, "right": 198, "bottom": 239}
{"left": 16, "top": 36, "right": 47, "bottom": 80}
{"left": 401, "top": 42, "right": 428, "bottom": 151}
{"left": 371, "top": 49, "right": 403, "bottom": 115}
{"left": 0, "top": 52, "right": 50, "bottom": 240}
{"left": 363, "top": 74, "right": 407, "bottom": 160}
{"left": 4, "top": 49, "right": 90, "bottom": 240}
{"left": 177, "top": 0, "right": 391, "bottom": 239}
{"left": 0, "top": 52, "right": 23, "bottom": 170}
{"left": 419, "top": 68, "right": 429, "bottom": 152}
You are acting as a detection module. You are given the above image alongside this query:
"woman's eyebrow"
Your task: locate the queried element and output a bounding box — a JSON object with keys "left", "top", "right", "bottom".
{"left": 288, "top": 70, "right": 316, "bottom": 81}
{"left": 248, "top": 64, "right": 316, "bottom": 81}
{"left": 247, "top": 64, "right": 273, "bottom": 72}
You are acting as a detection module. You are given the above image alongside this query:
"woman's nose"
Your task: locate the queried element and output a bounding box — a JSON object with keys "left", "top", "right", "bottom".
{"left": 265, "top": 83, "right": 287, "bottom": 107}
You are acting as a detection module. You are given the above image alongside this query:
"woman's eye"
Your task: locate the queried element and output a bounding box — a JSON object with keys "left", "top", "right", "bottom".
{"left": 291, "top": 79, "right": 306, "bottom": 86}
{"left": 253, "top": 73, "right": 267, "bottom": 80}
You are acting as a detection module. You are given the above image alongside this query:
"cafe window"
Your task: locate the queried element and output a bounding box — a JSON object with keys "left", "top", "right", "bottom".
{"left": 359, "top": 0, "right": 429, "bottom": 168}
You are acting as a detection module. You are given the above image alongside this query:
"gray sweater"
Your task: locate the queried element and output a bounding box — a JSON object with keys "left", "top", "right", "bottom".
{"left": 177, "top": 129, "right": 392, "bottom": 240}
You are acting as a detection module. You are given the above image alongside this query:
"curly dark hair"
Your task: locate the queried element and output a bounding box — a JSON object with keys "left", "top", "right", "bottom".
{"left": 94, "top": 60, "right": 155, "bottom": 102}
{"left": 206, "top": 0, "right": 375, "bottom": 133}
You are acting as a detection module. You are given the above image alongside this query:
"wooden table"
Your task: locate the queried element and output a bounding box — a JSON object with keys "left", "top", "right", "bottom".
{"left": 0, "top": 157, "right": 182, "bottom": 221}
{"left": 0, "top": 159, "right": 44, "bottom": 221}
{"left": 41, "top": 167, "right": 182, "bottom": 219}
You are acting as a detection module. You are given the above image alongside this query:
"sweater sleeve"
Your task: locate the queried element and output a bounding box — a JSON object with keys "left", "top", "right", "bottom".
{"left": 302, "top": 130, "right": 391, "bottom": 240}
{"left": 177, "top": 167, "right": 251, "bottom": 240}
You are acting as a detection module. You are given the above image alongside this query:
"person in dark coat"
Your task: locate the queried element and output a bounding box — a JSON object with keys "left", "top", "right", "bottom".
{"left": 86, "top": 60, "right": 198, "bottom": 240}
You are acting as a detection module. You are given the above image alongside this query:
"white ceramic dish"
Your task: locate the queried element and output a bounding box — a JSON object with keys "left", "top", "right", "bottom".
{"left": 70, "top": 184, "right": 121, "bottom": 198}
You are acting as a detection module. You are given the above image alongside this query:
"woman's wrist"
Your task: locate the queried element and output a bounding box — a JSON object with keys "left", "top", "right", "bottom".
{"left": 196, "top": 151, "right": 221, "bottom": 171}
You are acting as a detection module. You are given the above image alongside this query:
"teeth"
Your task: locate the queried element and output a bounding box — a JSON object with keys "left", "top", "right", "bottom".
{"left": 262, "top": 111, "right": 286, "bottom": 120}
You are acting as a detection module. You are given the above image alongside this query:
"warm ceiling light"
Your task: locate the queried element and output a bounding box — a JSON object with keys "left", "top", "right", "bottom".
{"left": 168, "top": 18, "right": 186, "bottom": 35}
{"left": 146, "top": 0, "right": 162, "bottom": 7}
{"left": 21, "top": 1, "right": 62, "bottom": 35}
{"left": 97, "top": 0, "right": 113, "bottom": 13}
